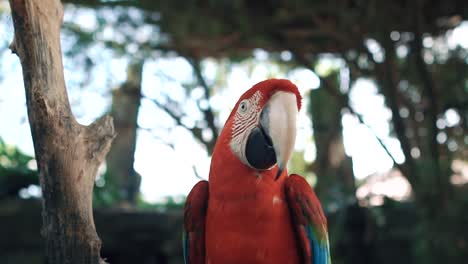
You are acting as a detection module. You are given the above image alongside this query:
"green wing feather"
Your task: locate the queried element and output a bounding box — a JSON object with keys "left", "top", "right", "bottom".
{"left": 285, "top": 174, "right": 331, "bottom": 264}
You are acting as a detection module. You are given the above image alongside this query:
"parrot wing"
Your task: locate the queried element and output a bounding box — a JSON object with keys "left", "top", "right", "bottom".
{"left": 284, "top": 174, "right": 331, "bottom": 264}
{"left": 183, "top": 180, "right": 209, "bottom": 264}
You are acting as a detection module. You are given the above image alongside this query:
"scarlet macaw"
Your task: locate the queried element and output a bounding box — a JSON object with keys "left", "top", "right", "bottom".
{"left": 183, "top": 79, "right": 330, "bottom": 264}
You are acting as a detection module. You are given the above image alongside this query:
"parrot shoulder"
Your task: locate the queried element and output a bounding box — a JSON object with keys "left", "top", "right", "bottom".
{"left": 284, "top": 174, "right": 331, "bottom": 264}
{"left": 183, "top": 180, "right": 209, "bottom": 264}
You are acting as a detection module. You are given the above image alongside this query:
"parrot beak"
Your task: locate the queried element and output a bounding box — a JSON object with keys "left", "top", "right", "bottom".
{"left": 245, "top": 91, "right": 298, "bottom": 180}
{"left": 264, "top": 91, "right": 297, "bottom": 180}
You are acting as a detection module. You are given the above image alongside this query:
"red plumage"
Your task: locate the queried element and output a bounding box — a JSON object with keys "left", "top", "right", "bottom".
{"left": 184, "top": 181, "right": 208, "bottom": 264}
{"left": 184, "top": 79, "right": 329, "bottom": 264}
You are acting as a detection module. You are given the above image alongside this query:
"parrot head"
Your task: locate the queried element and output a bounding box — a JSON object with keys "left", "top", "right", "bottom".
{"left": 214, "top": 79, "right": 301, "bottom": 180}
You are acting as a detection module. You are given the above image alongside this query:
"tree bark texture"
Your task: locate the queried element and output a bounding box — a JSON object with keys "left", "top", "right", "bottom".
{"left": 106, "top": 60, "right": 143, "bottom": 206}
{"left": 8, "top": 0, "right": 115, "bottom": 263}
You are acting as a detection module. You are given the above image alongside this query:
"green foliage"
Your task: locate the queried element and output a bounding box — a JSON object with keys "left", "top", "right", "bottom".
{"left": 288, "top": 150, "right": 316, "bottom": 185}
{"left": 0, "top": 138, "right": 184, "bottom": 211}
{"left": 137, "top": 195, "right": 185, "bottom": 212}
{"left": 93, "top": 170, "right": 186, "bottom": 210}
{"left": 328, "top": 197, "right": 467, "bottom": 264}
{"left": 2, "top": 2, "right": 466, "bottom": 262}
{"left": 92, "top": 169, "right": 122, "bottom": 208}
{"left": 0, "top": 139, "right": 38, "bottom": 199}
{"left": 0, "top": 139, "right": 33, "bottom": 168}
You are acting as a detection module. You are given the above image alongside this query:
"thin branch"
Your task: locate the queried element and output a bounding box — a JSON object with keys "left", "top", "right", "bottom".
{"left": 186, "top": 58, "right": 219, "bottom": 138}
{"left": 147, "top": 96, "right": 190, "bottom": 130}
{"left": 146, "top": 96, "right": 204, "bottom": 138}
{"left": 347, "top": 106, "right": 401, "bottom": 168}
{"left": 185, "top": 57, "right": 219, "bottom": 154}
{"left": 138, "top": 126, "right": 175, "bottom": 150}
{"left": 292, "top": 50, "right": 405, "bottom": 173}
{"left": 412, "top": 0, "right": 442, "bottom": 176}
{"left": 151, "top": 63, "right": 218, "bottom": 154}
{"left": 192, "top": 165, "right": 206, "bottom": 181}
{"left": 153, "top": 69, "right": 191, "bottom": 88}
{"left": 139, "top": 125, "right": 207, "bottom": 180}
{"left": 279, "top": 28, "right": 352, "bottom": 47}
{"left": 322, "top": 75, "right": 403, "bottom": 171}
{"left": 364, "top": 38, "right": 415, "bottom": 180}
{"left": 342, "top": 54, "right": 373, "bottom": 78}
{"left": 145, "top": 95, "right": 207, "bottom": 151}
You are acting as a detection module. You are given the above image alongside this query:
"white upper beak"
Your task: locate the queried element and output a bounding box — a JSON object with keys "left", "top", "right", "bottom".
{"left": 261, "top": 91, "right": 298, "bottom": 178}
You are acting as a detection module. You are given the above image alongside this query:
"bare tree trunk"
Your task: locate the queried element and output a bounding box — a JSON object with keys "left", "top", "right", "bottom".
{"left": 309, "top": 88, "right": 355, "bottom": 205}
{"left": 9, "top": 0, "right": 115, "bottom": 263}
{"left": 107, "top": 60, "right": 143, "bottom": 206}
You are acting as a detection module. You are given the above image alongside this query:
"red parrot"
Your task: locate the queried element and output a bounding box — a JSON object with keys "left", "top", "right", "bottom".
{"left": 183, "top": 79, "right": 330, "bottom": 264}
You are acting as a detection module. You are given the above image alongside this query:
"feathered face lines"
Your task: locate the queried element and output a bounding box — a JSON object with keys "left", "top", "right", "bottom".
{"left": 231, "top": 92, "right": 262, "bottom": 139}
{"left": 227, "top": 79, "right": 301, "bottom": 177}
{"left": 229, "top": 91, "right": 263, "bottom": 168}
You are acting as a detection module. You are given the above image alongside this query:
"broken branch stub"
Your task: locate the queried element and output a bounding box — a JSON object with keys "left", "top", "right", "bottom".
{"left": 8, "top": 0, "right": 115, "bottom": 263}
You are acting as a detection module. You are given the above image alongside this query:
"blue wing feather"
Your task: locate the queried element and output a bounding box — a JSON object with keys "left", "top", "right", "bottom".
{"left": 182, "top": 231, "right": 190, "bottom": 264}
{"left": 305, "top": 225, "right": 330, "bottom": 264}
{"left": 285, "top": 174, "right": 331, "bottom": 264}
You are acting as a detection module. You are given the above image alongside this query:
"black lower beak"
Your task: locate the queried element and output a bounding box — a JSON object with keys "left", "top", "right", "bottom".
{"left": 245, "top": 127, "right": 276, "bottom": 171}
{"left": 275, "top": 166, "right": 284, "bottom": 180}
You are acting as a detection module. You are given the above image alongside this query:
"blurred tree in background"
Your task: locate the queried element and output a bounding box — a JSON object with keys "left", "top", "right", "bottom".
{"left": 0, "top": 0, "right": 467, "bottom": 263}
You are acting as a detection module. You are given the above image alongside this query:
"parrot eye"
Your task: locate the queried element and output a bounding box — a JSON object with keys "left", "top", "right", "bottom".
{"left": 238, "top": 100, "right": 249, "bottom": 113}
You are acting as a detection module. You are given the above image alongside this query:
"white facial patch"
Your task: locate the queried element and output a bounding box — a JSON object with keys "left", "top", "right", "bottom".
{"left": 230, "top": 91, "right": 262, "bottom": 167}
